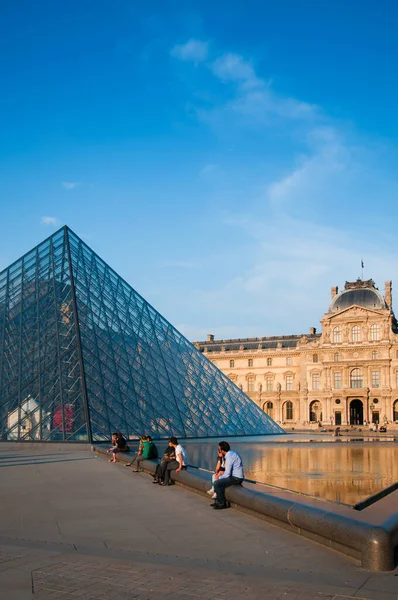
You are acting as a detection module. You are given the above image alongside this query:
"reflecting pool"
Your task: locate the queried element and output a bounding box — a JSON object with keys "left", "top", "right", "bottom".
{"left": 182, "top": 436, "right": 398, "bottom": 505}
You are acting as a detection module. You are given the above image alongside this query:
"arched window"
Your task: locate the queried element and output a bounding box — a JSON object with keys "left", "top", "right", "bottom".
{"left": 265, "top": 401, "right": 273, "bottom": 418}
{"left": 370, "top": 323, "right": 381, "bottom": 341}
{"left": 393, "top": 400, "right": 398, "bottom": 422}
{"left": 333, "top": 327, "right": 342, "bottom": 343}
{"left": 285, "top": 401, "right": 293, "bottom": 420}
{"left": 350, "top": 368, "right": 363, "bottom": 388}
{"left": 351, "top": 326, "right": 361, "bottom": 342}
{"left": 334, "top": 352, "right": 340, "bottom": 362}
{"left": 267, "top": 357, "right": 272, "bottom": 366}
{"left": 309, "top": 400, "right": 322, "bottom": 423}
{"left": 229, "top": 359, "right": 235, "bottom": 368}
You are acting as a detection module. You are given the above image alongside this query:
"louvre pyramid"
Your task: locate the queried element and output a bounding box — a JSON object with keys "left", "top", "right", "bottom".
{"left": 0, "top": 226, "right": 284, "bottom": 442}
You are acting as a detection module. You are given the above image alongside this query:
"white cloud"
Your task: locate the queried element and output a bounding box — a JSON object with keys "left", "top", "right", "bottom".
{"left": 62, "top": 181, "right": 81, "bottom": 190}
{"left": 189, "top": 214, "right": 398, "bottom": 337}
{"left": 170, "top": 39, "right": 208, "bottom": 64}
{"left": 167, "top": 40, "right": 398, "bottom": 337}
{"left": 211, "top": 53, "right": 261, "bottom": 88}
{"left": 41, "top": 216, "right": 61, "bottom": 226}
{"left": 266, "top": 127, "right": 349, "bottom": 209}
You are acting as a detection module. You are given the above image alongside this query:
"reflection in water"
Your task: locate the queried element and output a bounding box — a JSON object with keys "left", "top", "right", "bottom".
{"left": 181, "top": 439, "right": 398, "bottom": 505}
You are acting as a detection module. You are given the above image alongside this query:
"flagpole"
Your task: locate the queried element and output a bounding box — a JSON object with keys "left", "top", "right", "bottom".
{"left": 361, "top": 259, "right": 364, "bottom": 279}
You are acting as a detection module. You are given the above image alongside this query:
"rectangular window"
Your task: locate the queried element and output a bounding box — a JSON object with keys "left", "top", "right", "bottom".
{"left": 333, "top": 328, "right": 342, "bottom": 343}
{"left": 248, "top": 378, "right": 255, "bottom": 392}
{"left": 248, "top": 358, "right": 253, "bottom": 367}
{"left": 266, "top": 377, "right": 273, "bottom": 392}
{"left": 370, "top": 324, "right": 380, "bottom": 341}
{"left": 371, "top": 371, "right": 380, "bottom": 388}
{"left": 286, "top": 376, "right": 293, "bottom": 391}
{"left": 371, "top": 351, "right": 378, "bottom": 360}
{"left": 333, "top": 372, "right": 342, "bottom": 389}
{"left": 396, "top": 371, "right": 398, "bottom": 388}
{"left": 286, "top": 357, "right": 292, "bottom": 366}
{"left": 312, "top": 373, "right": 320, "bottom": 390}
{"left": 267, "top": 357, "right": 272, "bottom": 366}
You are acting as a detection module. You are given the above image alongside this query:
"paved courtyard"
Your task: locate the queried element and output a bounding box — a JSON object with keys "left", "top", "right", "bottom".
{"left": 0, "top": 445, "right": 396, "bottom": 600}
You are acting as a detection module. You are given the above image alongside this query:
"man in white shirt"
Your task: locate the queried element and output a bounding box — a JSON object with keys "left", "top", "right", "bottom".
{"left": 212, "top": 441, "right": 244, "bottom": 509}
{"left": 162, "top": 436, "right": 187, "bottom": 486}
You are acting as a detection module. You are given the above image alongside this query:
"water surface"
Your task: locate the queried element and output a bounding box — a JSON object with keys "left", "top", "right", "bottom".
{"left": 180, "top": 435, "right": 398, "bottom": 505}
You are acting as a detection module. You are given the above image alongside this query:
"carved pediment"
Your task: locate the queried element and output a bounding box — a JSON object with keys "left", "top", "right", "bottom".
{"left": 324, "top": 305, "right": 386, "bottom": 321}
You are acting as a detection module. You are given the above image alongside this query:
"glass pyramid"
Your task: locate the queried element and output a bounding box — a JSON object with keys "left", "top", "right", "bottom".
{"left": 0, "top": 226, "right": 284, "bottom": 442}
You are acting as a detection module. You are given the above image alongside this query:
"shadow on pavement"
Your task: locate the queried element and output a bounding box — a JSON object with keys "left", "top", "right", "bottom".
{"left": 0, "top": 453, "right": 73, "bottom": 461}
{"left": 0, "top": 456, "right": 95, "bottom": 468}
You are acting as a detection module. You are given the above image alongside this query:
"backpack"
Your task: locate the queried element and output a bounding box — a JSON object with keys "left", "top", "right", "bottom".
{"left": 148, "top": 442, "right": 158, "bottom": 459}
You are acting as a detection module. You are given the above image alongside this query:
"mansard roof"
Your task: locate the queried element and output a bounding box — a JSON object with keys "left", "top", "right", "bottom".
{"left": 328, "top": 279, "right": 387, "bottom": 313}
{"left": 197, "top": 333, "right": 320, "bottom": 353}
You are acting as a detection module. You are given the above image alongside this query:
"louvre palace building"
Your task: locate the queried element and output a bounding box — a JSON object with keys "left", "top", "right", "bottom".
{"left": 194, "top": 279, "right": 398, "bottom": 429}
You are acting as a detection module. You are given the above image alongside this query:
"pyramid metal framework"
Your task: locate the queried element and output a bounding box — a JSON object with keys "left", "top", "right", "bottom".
{"left": 0, "top": 227, "right": 284, "bottom": 442}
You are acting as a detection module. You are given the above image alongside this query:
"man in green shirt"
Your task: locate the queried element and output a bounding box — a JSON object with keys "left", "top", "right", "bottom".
{"left": 132, "top": 436, "right": 158, "bottom": 472}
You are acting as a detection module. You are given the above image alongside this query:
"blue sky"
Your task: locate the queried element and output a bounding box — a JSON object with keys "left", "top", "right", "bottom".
{"left": 1, "top": 0, "right": 398, "bottom": 340}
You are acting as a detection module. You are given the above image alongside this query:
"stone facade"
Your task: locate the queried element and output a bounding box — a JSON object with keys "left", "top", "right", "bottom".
{"left": 194, "top": 279, "right": 398, "bottom": 429}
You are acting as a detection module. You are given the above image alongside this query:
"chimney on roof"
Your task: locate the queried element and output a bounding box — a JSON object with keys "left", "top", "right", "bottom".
{"left": 207, "top": 334, "right": 214, "bottom": 342}
{"left": 385, "top": 281, "right": 392, "bottom": 310}
{"left": 331, "top": 286, "right": 338, "bottom": 299}
{"left": 309, "top": 327, "right": 316, "bottom": 335}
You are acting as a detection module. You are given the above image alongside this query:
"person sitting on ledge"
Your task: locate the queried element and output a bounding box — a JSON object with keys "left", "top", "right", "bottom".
{"left": 107, "top": 432, "right": 129, "bottom": 463}
{"left": 131, "top": 435, "right": 158, "bottom": 472}
{"left": 153, "top": 440, "right": 176, "bottom": 484}
{"left": 125, "top": 434, "right": 146, "bottom": 468}
{"left": 161, "top": 437, "right": 187, "bottom": 486}
{"left": 211, "top": 441, "right": 244, "bottom": 510}
{"left": 207, "top": 447, "right": 226, "bottom": 498}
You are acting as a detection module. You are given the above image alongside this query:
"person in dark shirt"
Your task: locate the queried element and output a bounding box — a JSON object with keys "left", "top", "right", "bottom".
{"left": 107, "top": 432, "right": 129, "bottom": 463}
{"left": 152, "top": 441, "right": 175, "bottom": 484}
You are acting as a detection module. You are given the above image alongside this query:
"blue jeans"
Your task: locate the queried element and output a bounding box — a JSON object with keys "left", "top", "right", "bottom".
{"left": 214, "top": 476, "right": 243, "bottom": 505}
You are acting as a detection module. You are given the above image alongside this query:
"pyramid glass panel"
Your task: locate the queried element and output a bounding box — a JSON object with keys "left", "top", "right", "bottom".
{"left": 0, "top": 227, "right": 284, "bottom": 441}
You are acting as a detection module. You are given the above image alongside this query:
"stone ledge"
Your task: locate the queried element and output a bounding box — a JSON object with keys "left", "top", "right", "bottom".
{"left": 92, "top": 445, "right": 398, "bottom": 572}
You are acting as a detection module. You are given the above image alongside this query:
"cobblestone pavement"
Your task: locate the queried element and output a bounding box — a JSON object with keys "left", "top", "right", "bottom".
{"left": 1, "top": 550, "right": 390, "bottom": 600}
